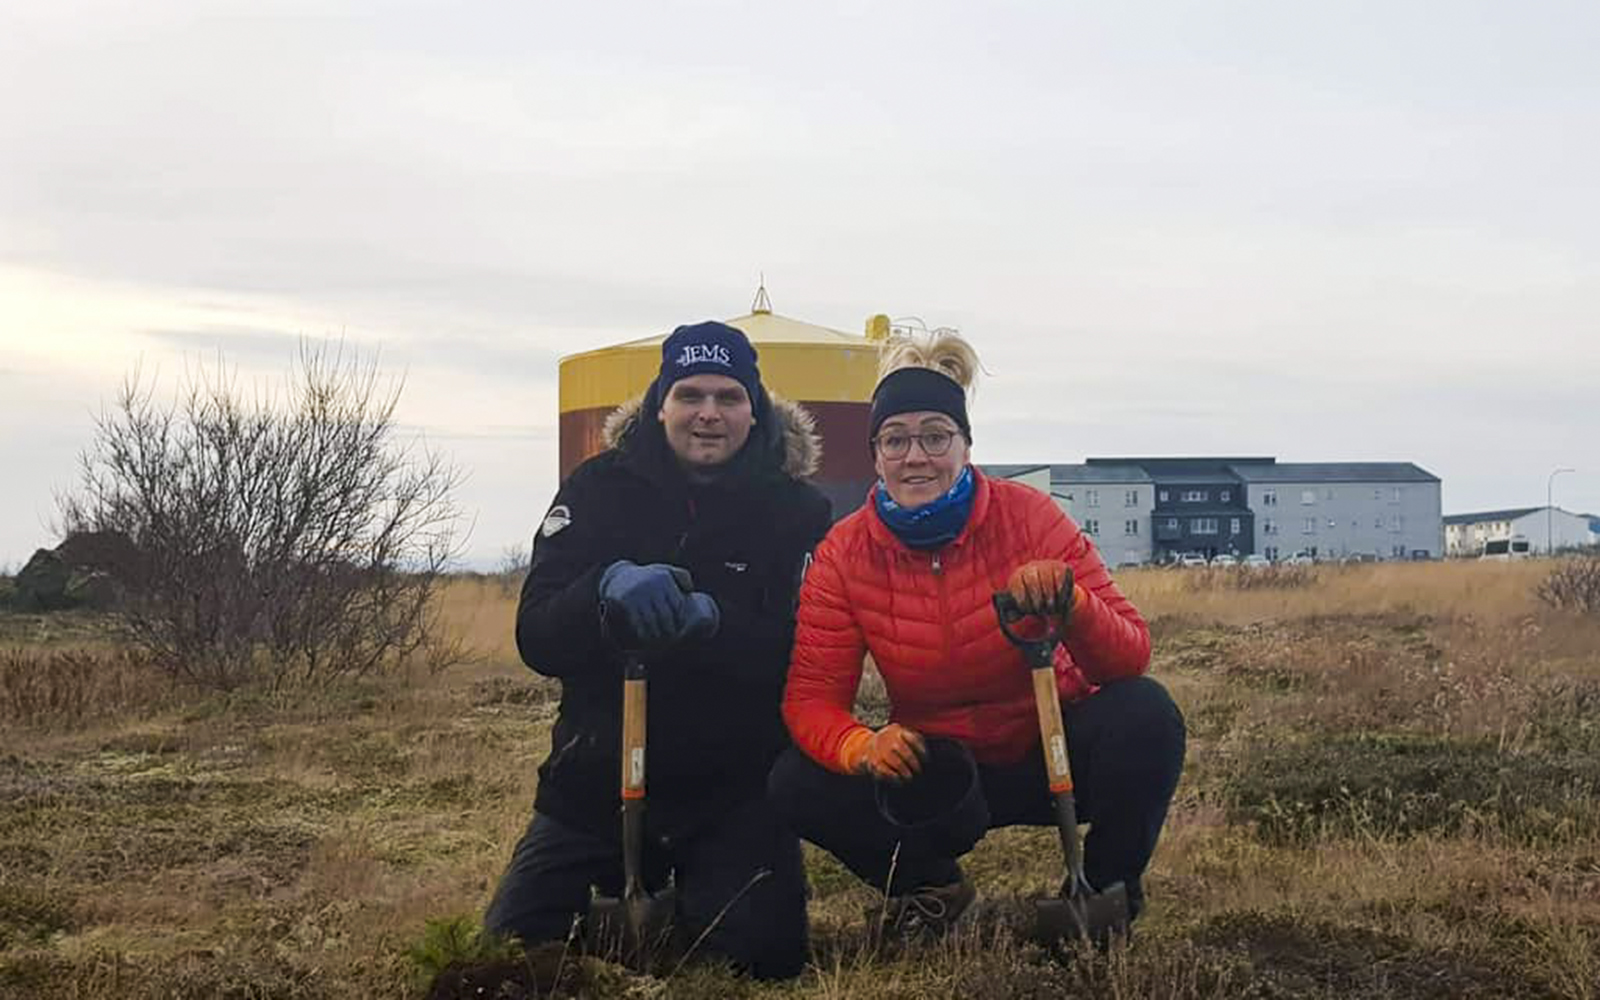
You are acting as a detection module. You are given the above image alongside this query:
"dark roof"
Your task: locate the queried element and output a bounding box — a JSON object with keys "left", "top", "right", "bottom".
{"left": 1442, "top": 506, "right": 1597, "bottom": 526}
{"left": 1148, "top": 473, "right": 1243, "bottom": 486}
{"left": 1227, "top": 462, "right": 1439, "bottom": 484}
{"left": 984, "top": 457, "right": 1439, "bottom": 488}
{"left": 1088, "top": 456, "right": 1274, "bottom": 470}
{"left": 1443, "top": 507, "right": 1542, "bottom": 525}
{"left": 1050, "top": 464, "right": 1151, "bottom": 484}
{"left": 980, "top": 464, "right": 1050, "bottom": 480}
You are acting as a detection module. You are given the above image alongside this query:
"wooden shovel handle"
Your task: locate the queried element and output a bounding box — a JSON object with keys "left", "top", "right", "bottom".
{"left": 621, "top": 677, "right": 646, "bottom": 800}
{"left": 1032, "top": 666, "right": 1072, "bottom": 794}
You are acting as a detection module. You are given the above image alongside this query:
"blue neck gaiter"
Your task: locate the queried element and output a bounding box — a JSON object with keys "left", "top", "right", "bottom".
{"left": 874, "top": 465, "right": 976, "bottom": 551}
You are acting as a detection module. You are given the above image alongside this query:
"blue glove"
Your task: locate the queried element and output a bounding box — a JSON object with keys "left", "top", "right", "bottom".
{"left": 676, "top": 592, "right": 721, "bottom": 642}
{"left": 599, "top": 561, "right": 692, "bottom": 647}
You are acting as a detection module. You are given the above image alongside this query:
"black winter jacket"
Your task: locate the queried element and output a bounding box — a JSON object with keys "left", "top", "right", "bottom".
{"left": 516, "top": 380, "right": 832, "bottom": 841}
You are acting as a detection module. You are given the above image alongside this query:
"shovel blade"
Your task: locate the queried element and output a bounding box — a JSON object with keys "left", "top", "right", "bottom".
{"left": 586, "top": 887, "right": 678, "bottom": 970}
{"left": 1031, "top": 880, "right": 1130, "bottom": 947}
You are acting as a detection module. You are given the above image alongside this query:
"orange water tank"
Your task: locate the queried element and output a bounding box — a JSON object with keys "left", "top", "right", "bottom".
{"left": 559, "top": 304, "right": 889, "bottom": 517}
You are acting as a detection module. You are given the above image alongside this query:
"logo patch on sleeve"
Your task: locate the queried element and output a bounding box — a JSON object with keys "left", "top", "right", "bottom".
{"left": 541, "top": 505, "right": 572, "bottom": 538}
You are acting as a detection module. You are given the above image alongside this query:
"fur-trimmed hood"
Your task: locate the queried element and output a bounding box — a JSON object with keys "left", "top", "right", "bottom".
{"left": 601, "top": 389, "right": 822, "bottom": 480}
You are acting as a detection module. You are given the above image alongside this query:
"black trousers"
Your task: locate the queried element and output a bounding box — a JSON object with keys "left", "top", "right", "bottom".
{"left": 768, "top": 676, "right": 1186, "bottom": 919}
{"left": 484, "top": 794, "right": 808, "bottom": 980}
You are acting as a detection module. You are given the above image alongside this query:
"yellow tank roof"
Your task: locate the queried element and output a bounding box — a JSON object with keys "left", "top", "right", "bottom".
{"left": 559, "top": 311, "right": 880, "bottom": 411}
{"left": 567, "top": 311, "right": 866, "bottom": 360}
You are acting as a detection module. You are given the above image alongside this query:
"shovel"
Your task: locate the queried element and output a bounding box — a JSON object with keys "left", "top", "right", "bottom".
{"left": 992, "top": 591, "right": 1131, "bottom": 947}
{"left": 586, "top": 650, "right": 677, "bottom": 970}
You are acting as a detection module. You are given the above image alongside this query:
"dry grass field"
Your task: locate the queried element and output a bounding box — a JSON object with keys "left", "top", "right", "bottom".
{"left": 2, "top": 561, "right": 1598, "bottom": 998}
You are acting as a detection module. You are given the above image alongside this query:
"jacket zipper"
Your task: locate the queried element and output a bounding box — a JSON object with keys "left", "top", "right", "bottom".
{"left": 675, "top": 496, "right": 696, "bottom": 559}
{"left": 931, "top": 551, "right": 954, "bottom": 656}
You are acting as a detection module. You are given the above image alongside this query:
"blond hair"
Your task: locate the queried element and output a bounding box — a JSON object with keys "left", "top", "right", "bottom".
{"left": 875, "top": 328, "right": 981, "bottom": 395}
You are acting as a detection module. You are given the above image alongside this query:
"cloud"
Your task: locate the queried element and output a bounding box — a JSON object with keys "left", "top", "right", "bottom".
{"left": 2, "top": 1, "right": 1598, "bottom": 568}
{"left": 141, "top": 325, "right": 304, "bottom": 362}
{"left": 395, "top": 423, "right": 555, "bottom": 443}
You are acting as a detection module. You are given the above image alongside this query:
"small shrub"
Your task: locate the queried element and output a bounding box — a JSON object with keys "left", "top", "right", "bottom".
{"left": 0, "top": 646, "right": 176, "bottom": 729}
{"left": 1220, "top": 732, "right": 1600, "bottom": 845}
{"left": 0, "top": 885, "right": 74, "bottom": 949}
{"left": 495, "top": 543, "right": 530, "bottom": 598}
{"left": 1185, "top": 564, "right": 1320, "bottom": 592}
{"left": 1537, "top": 551, "right": 1600, "bottom": 615}
{"left": 406, "top": 914, "right": 523, "bottom": 984}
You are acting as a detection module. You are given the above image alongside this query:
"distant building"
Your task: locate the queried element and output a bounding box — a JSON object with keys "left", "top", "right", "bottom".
{"left": 983, "top": 457, "right": 1442, "bottom": 563}
{"left": 1443, "top": 506, "right": 1598, "bottom": 556}
{"left": 1052, "top": 463, "right": 1154, "bottom": 568}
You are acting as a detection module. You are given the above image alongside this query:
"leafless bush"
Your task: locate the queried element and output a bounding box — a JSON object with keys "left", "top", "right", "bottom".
{"left": 0, "top": 646, "right": 175, "bottom": 728}
{"left": 494, "top": 543, "right": 530, "bottom": 598}
{"left": 1537, "top": 551, "right": 1600, "bottom": 615}
{"left": 59, "top": 342, "right": 463, "bottom": 690}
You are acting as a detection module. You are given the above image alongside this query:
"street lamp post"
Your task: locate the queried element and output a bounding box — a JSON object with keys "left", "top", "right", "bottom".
{"left": 1548, "top": 467, "right": 1575, "bottom": 555}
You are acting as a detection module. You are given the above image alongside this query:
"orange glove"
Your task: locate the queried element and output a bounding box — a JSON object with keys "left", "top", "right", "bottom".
{"left": 838, "top": 724, "right": 927, "bottom": 781}
{"left": 1006, "top": 560, "right": 1084, "bottom": 621}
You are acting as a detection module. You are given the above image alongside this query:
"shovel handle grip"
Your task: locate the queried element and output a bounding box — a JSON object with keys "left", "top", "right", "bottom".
{"left": 992, "top": 592, "right": 1061, "bottom": 665}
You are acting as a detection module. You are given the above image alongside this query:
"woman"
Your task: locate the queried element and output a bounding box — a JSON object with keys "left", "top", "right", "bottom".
{"left": 771, "top": 330, "right": 1185, "bottom": 939}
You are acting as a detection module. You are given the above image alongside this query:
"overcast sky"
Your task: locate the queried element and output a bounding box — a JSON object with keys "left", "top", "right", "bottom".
{"left": 2, "top": 0, "right": 1596, "bottom": 569}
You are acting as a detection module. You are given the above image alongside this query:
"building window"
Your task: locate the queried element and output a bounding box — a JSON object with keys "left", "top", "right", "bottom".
{"left": 1084, "top": 519, "right": 1099, "bottom": 536}
{"left": 1303, "top": 517, "right": 1318, "bottom": 534}
{"left": 1265, "top": 545, "right": 1279, "bottom": 560}
{"left": 1391, "top": 487, "right": 1403, "bottom": 503}
{"left": 1263, "top": 489, "right": 1277, "bottom": 506}
{"left": 1221, "top": 490, "right": 1231, "bottom": 503}
{"left": 1165, "top": 517, "right": 1179, "bottom": 531}
{"left": 1301, "top": 490, "right": 1316, "bottom": 505}
{"left": 1158, "top": 489, "right": 1169, "bottom": 503}
{"left": 1230, "top": 517, "right": 1241, "bottom": 535}
{"left": 1182, "top": 489, "right": 1208, "bottom": 502}
{"left": 1375, "top": 516, "right": 1383, "bottom": 529}
{"left": 1192, "top": 517, "right": 1219, "bottom": 535}
{"left": 1125, "top": 490, "right": 1139, "bottom": 507}
{"left": 1086, "top": 490, "right": 1099, "bottom": 507}
{"left": 1124, "top": 519, "right": 1139, "bottom": 536}
{"left": 1327, "top": 518, "right": 1337, "bottom": 529}
{"left": 1392, "top": 544, "right": 1406, "bottom": 558}
{"left": 1264, "top": 518, "right": 1278, "bottom": 535}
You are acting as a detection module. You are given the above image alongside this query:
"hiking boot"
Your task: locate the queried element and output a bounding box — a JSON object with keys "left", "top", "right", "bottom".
{"left": 875, "top": 874, "right": 976, "bottom": 942}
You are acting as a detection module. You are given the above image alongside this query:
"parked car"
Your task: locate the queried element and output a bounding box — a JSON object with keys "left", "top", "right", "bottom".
{"left": 1241, "top": 554, "right": 1271, "bottom": 569}
{"left": 1480, "top": 536, "right": 1532, "bottom": 561}
{"left": 1210, "top": 553, "right": 1238, "bottom": 568}
{"left": 1178, "top": 552, "right": 1209, "bottom": 568}
{"left": 1283, "top": 552, "right": 1315, "bottom": 566}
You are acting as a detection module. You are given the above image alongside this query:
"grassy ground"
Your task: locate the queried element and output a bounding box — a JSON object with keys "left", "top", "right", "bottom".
{"left": 1, "top": 562, "right": 1597, "bottom": 998}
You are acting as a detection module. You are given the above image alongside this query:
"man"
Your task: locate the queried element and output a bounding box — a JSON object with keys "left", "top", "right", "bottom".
{"left": 486, "top": 321, "right": 832, "bottom": 980}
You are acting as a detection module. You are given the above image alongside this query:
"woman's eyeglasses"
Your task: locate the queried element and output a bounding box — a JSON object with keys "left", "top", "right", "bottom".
{"left": 873, "top": 429, "right": 957, "bottom": 459}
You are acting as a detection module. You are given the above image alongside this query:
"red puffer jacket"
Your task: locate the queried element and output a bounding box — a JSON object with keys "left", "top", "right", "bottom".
{"left": 784, "top": 469, "right": 1151, "bottom": 772}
